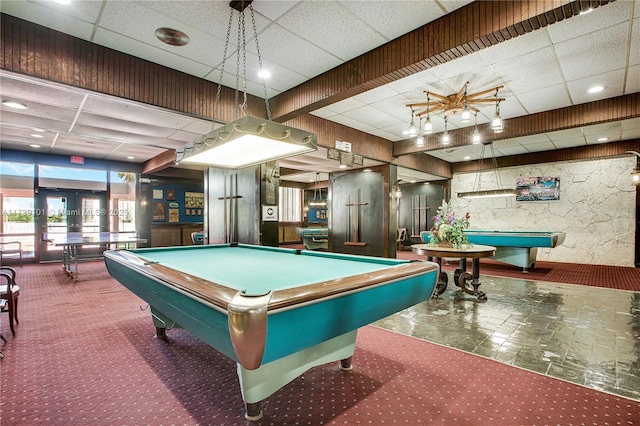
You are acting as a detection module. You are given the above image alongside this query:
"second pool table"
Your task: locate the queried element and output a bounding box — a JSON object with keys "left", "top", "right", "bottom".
{"left": 104, "top": 243, "right": 438, "bottom": 420}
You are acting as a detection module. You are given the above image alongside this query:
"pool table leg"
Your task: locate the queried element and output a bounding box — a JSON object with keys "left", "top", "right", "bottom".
{"left": 340, "top": 356, "right": 353, "bottom": 371}
{"left": 155, "top": 327, "right": 168, "bottom": 341}
{"left": 245, "top": 402, "right": 263, "bottom": 421}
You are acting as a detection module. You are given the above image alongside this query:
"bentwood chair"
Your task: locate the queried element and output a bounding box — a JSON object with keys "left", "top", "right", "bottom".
{"left": 0, "top": 241, "right": 23, "bottom": 267}
{"left": 0, "top": 266, "right": 20, "bottom": 336}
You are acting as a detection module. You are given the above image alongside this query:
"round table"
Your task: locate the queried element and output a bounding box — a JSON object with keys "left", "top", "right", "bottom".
{"left": 411, "top": 243, "right": 496, "bottom": 300}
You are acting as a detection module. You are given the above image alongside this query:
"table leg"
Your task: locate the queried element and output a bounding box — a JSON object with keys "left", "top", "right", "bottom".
{"left": 433, "top": 257, "right": 448, "bottom": 298}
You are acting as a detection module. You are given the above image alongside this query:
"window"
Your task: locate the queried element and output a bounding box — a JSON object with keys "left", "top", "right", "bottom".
{"left": 0, "top": 161, "right": 36, "bottom": 258}
{"left": 279, "top": 187, "right": 302, "bottom": 222}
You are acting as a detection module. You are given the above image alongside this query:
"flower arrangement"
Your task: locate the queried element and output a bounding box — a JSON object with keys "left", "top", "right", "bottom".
{"left": 429, "top": 201, "right": 471, "bottom": 249}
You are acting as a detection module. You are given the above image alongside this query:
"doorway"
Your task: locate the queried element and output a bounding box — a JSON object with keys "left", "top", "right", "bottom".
{"left": 38, "top": 190, "right": 108, "bottom": 262}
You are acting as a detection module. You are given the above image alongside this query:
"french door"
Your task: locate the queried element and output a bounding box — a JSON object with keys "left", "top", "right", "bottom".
{"left": 38, "top": 190, "right": 108, "bottom": 262}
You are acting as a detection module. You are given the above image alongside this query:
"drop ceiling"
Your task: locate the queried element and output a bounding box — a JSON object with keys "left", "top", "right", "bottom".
{"left": 1, "top": 0, "right": 639, "bottom": 185}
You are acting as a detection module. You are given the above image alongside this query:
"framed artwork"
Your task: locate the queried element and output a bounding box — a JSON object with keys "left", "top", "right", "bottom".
{"left": 153, "top": 202, "right": 166, "bottom": 221}
{"left": 185, "top": 192, "right": 204, "bottom": 208}
{"left": 516, "top": 177, "right": 560, "bottom": 201}
{"left": 152, "top": 189, "right": 163, "bottom": 200}
{"left": 169, "top": 209, "right": 179, "bottom": 222}
{"left": 166, "top": 189, "right": 176, "bottom": 201}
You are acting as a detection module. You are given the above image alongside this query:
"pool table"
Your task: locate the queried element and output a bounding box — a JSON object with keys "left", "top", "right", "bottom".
{"left": 295, "top": 227, "right": 329, "bottom": 250}
{"left": 104, "top": 243, "right": 438, "bottom": 421}
{"left": 463, "top": 230, "right": 565, "bottom": 272}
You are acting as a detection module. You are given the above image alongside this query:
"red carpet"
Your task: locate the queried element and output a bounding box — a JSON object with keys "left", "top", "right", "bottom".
{"left": 1, "top": 261, "right": 640, "bottom": 425}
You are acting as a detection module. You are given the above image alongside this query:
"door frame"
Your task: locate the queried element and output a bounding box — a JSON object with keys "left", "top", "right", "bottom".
{"left": 37, "top": 189, "right": 109, "bottom": 262}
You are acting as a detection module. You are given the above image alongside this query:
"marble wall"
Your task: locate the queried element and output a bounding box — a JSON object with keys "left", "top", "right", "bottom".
{"left": 449, "top": 156, "right": 637, "bottom": 267}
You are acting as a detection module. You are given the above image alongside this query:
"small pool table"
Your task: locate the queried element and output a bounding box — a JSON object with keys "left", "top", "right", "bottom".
{"left": 295, "top": 227, "right": 329, "bottom": 250}
{"left": 463, "top": 230, "right": 566, "bottom": 272}
{"left": 420, "top": 230, "right": 566, "bottom": 272}
{"left": 104, "top": 243, "right": 438, "bottom": 420}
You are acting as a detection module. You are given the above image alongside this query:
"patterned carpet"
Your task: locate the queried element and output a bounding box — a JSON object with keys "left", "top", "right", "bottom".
{"left": 1, "top": 261, "right": 640, "bottom": 425}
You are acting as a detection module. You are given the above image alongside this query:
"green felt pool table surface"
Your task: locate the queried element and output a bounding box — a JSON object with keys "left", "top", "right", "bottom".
{"left": 131, "top": 244, "right": 411, "bottom": 295}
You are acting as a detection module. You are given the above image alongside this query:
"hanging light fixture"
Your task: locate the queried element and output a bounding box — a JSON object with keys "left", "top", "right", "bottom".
{"left": 403, "top": 107, "right": 417, "bottom": 136}
{"left": 416, "top": 117, "right": 425, "bottom": 147}
{"left": 491, "top": 89, "right": 504, "bottom": 134}
{"left": 176, "top": 1, "right": 317, "bottom": 169}
{"left": 441, "top": 116, "right": 450, "bottom": 145}
{"left": 472, "top": 112, "right": 481, "bottom": 144}
{"left": 308, "top": 172, "right": 327, "bottom": 207}
{"left": 405, "top": 81, "right": 505, "bottom": 140}
{"left": 457, "top": 141, "right": 517, "bottom": 199}
{"left": 423, "top": 93, "right": 433, "bottom": 134}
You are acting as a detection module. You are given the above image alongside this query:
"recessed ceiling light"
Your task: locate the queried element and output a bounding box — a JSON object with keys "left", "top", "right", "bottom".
{"left": 597, "top": 137, "right": 608, "bottom": 142}
{"left": 32, "top": 128, "right": 45, "bottom": 132}
{"left": 258, "top": 69, "right": 271, "bottom": 79}
{"left": 30, "top": 134, "right": 44, "bottom": 138}
{"left": 30, "top": 144, "right": 41, "bottom": 148}
{"left": 2, "top": 100, "right": 28, "bottom": 109}
{"left": 588, "top": 85, "right": 605, "bottom": 94}
{"left": 464, "top": 155, "right": 471, "bottom": 160}
{"left": 127, "top": 156, "right": 135, "bottom": 160}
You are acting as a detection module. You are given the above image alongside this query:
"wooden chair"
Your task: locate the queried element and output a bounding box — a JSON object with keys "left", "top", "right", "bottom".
{"left": 0, "top": 241, "right": 23, "bottom": 267}
{"left": 1, "top": 266, "right": 20, "bottom": 336}
{"left": 397, "top": 228, "right": 408, "bottom": 251}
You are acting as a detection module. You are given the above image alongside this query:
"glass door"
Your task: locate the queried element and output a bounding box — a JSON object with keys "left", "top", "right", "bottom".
{"left": 38, "top": 190, "right": 108, "bottom": 262}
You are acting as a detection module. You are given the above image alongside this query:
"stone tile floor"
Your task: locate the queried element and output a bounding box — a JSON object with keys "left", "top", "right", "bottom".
{"left": 373, "top": 272, "right": 640, "bottom": 401}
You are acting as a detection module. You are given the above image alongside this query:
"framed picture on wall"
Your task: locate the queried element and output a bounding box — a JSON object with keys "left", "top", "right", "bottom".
{"left": 516, "top": 177, "right": 560, "bottom": 201}
{"left": 185, "top": 192, "right": 204, "bottom": 208}
{"left": 153, "top": 202, "right": 166, "bottom": 221}
{"left": 166, "top": 189, "right": 176, "bottom": 201}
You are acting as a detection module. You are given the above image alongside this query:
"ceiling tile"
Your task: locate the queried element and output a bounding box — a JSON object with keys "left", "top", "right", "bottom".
{"left": 546, "top": 1, "right": 631, "bottom": 43}
{"left": 554, "top": 22, "right": 628, "bottom": 81}
{"left": 553, "top": 137, "right": 587, "bottom": 149}
{"left": 1, "top": 1, "right": 100, "bottom": 40}
{"left": 566, "top": 69, "right": 626, "bottom": 104}
{"left": 516, "top": 84, "right": 571, "bottom": 114}
{"left": 274, "top": 1, "right": 388, "bottom": 61}
{"left": 340, "top": 1, "right": 446, "bottom": 40}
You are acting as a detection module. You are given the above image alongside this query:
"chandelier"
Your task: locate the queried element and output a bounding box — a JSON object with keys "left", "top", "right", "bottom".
{"left": 405, "top": 82, "right": 505, "bottom": 146}
{"left": 177, "top": 1, "right": 317, "bottom": 169}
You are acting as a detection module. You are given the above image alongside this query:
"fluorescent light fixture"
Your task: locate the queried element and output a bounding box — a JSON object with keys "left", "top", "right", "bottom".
{"left": 458, "top": 188, "right": 518, "bottom": 199}
{"left": 29, "top": 144, "right": 41, "bottom": 148}
{"left": 30, "top": 134, "right": 44, "bottom": 138}
{"left": 178, "top": 115, "right": 317, "bottom": 169}
{"left": 2, "top": 100, "right": 27, "bottom": 109}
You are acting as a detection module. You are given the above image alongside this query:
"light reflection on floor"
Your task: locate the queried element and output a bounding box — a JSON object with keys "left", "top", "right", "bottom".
{"left": 372, "top": 272, "right": 640, "bottom": 401}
